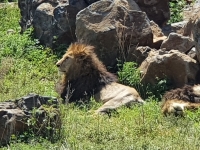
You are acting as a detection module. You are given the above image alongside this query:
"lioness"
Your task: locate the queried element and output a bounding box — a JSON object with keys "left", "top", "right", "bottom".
{"left": 161, "top": 84, "right": 200, "bottom": 116}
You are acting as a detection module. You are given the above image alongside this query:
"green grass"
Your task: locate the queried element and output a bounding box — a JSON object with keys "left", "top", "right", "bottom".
{"left": 0, "top": 5, "right": 58, "bottom": 101}
{"left": 57, "top": 102, "right": 200, "bottom": 150}
{"left": 168, "top": 0, "right": 195, "bottom": 24}
{"left": 1, "top": 4, "right": 200, "bottom": 150}
{"left": 4, "top": 102, "right": 200, "bottom": 150}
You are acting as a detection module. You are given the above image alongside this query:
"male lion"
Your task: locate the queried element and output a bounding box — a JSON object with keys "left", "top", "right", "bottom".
{"left": 56, "top": 42, "right": 145, "bottom": 114}
{"left": 161, "top": 84, "right": 200, "bottom": 116}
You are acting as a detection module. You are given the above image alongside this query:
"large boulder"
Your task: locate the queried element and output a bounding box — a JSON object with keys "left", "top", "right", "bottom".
{"left": 0, "top": 93, "right": 60, "bottom": 146}
{"left": 76, "top": 0, "right": 153, "bottom": 68}
{"left": 139, "top": 50, "right": 200, "bottom": 87}
{"left": 135, "top": 0, "right": 170, "bottom": 27}
{"left": 162, "top": 21, "right": 189, "bottom": 36}
{"left": 182, "top": 0, "right": 200, "bottom": 37}
{"left": 193, "top": 18, "right": 200, "bottom": 63}
{"left": 33, "top": 2, "right": 81, "bottom": 47}
{"left": 161, "top": 33, "right": 194, "bottom": 53}
{"left": 183, "top": 1, "right": 200, "bottom": 62}
{"left": 33, "top": 2, "right": 55, "bottom": 47}
{"left": 18, "top": 0, "right": 89, "bottom": 46}
{"left": 0, "top": 102, "right": 26, "bottom": 146}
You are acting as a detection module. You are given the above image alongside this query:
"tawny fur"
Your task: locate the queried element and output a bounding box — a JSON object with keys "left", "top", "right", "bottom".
{"left": 161, "top": 85, "right": 200, "bottom": 116}
{"left": 56, "top": 42, "right": 145, "bottom": 114}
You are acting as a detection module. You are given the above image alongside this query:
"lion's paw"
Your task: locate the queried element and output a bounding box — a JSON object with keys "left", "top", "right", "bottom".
{"left": 169, "top": 103, "right": 187, "bottom": 116}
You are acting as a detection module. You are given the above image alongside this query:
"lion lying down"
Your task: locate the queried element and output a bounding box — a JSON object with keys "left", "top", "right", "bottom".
{"left": 56, "top": 42, "right": 145, "bottom": 114}
{"left": 161, "top": 85, "right": 200, "bottom": 116}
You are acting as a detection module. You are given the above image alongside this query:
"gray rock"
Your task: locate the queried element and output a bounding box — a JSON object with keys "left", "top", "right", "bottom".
{"left": 0, "top": 93, "right": 60, "bottom": 146}
{"left": 161, "top": 33, "right": 194, "bottom": 53}
{"left": 76, "top": 0, "right": 153, "bottom": 68}
{"left": 193, "top": 18, "right": 200, "bottom": 63}
{"left": 126, "top": 46, "right": 153, "bottom": 65}
{"left": 135, "top": 0, "right": 170, "bottom": 27}
{"left": 18, "top": 0, "right": 89, "bottom": 46}
{"left": 139, "top": 49, "right": 200, "bottom": 87}
{"left": 0, "top": 108, "right": 27, "bottom": 145}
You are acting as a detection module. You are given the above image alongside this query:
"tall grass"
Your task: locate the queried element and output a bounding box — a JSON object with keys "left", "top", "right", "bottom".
{"left": 0, "top": 5, "right": 58, "bottom": 101}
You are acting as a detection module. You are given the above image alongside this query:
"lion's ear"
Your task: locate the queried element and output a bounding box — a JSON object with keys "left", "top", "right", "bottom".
{"left": 76, "top": 52, "right": 87, "bottom": 62}
{"left": 79, "top": 54, "right": 87, "bottom": 60}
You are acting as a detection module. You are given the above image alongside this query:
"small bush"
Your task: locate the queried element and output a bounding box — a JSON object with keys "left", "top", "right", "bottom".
{"left": 118, "top": 62, "right": 141, "bottom": 87}
{"left": 169, "top": 0, "right": 186, "bottom": 23}
{"left": 118, "top": 62, "right": 169, "bottom": 100}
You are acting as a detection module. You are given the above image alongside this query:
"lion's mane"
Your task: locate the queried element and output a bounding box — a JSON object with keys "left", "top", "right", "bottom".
{"left": 162, "top": 85, "right": 200, "bottom": 104}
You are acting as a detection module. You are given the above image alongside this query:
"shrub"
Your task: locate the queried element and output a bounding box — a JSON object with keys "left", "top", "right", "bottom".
{"left": 118, "top": 62, "right": 170, "bottom": 100}
{"left": 169, "top": 0, "right": 187, "bottom": 23}
{"left": 118, "top": 62, "right": 141, "bottom": 87}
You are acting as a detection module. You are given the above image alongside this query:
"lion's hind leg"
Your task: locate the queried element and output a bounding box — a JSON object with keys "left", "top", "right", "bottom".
{"left": 95, "top": 99, "right": 124, "bottom": 115}
{"left": 95, "top": 95, "right": 145, "bottom": 115}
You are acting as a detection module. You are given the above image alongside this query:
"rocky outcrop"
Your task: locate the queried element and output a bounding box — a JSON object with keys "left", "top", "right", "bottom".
{"left": 0, "top": 102, "right": 26, "bottom": 146}
{"left": 126, "top": 46, "right": 154, "bottom": 65}
{"left": 18, "top": 0, "right": 171, "bottom": 47}
{"left": 193, "top": 19, "right": 200, "bottom": 63}
{"left": 150, "top": 21, "right": 167, "bottom": 49}
{"left": 17, "top": 0, "right": 200, "bottom": 86}
{"left": 0, "top": 93, "right": 60, "bottom": 146}
{"left": 33, "top": 2, "right": 80, "bottom": 47}
{"left": 18, "top": 0, "right": 90, "bottom": 46}
{"left": 139, "top": 50, "right": 199, "bottom": 87}
{"left": 161, "top": 33, "right": 194, "bottom": 53}
{"left": 135, "top": 0, "right": 170, "bottom": 27}
{"left": 76, "top": 0, "right": 153, "bottom": 68}
{"left": 182, "top": 0, "right": 200, "bottom": 37}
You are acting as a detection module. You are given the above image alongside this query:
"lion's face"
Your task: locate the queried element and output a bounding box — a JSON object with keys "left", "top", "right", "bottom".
{"left": 56, "top": 43, "right": 94, "bottom": 75}
{"left": 56, "top": 53, "right": 74, "bottom": 73}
